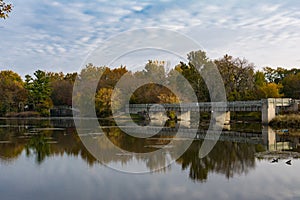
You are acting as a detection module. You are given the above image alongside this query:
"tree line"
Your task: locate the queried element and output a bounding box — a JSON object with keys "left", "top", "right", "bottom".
{"left": 1, "top": 50, "right": 300, "bottom": 117}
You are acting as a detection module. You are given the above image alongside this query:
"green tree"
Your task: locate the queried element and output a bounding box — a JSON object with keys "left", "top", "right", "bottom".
{"left": 282, "top": 72, "right": 300, "bottom": 99}
{"left": 25, "top": 70, "right": 52, "bottom": 116}
{"left": 263, "top": 67, "right": 292, "bottom": 84}
{"left": 215, "top": 55, "right": 255, "bottom": 100}
{"left": 175, "top": 61, "right": 209, "bottom": 102}
{"left": 0, "top": 0, "right": 12, "bottom": 19}
{"left": 176, "top": 51, "right": 213, "bottom": 102}
{"left": 254, "top": 71, "right": 266, "bottom": 87}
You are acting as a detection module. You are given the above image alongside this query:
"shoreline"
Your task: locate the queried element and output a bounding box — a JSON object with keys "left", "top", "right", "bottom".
{"left": 256, "top": 151, "right": 300, "bottom": 159}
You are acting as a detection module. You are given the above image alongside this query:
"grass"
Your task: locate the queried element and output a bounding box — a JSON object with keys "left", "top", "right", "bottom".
{"left": 5, "top": 111, "right": 40, "bottom": 118}
{"left": 270, "top": 114, "right": 300, "bottom": 128}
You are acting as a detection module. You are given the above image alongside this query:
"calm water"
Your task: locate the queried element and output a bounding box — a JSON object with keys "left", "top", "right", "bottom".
{"left": 0, "top": 118, "right": 300, "bottom": 200}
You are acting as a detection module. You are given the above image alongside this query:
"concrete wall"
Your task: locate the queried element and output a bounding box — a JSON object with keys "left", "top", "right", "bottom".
{"left": 261, "top": 99, "right": 276, "bottom": 124}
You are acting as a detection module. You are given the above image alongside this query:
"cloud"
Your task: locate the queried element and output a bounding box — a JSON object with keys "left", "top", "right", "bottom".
{"left": 0, "top": 0, "right": 300, "bottom": 77}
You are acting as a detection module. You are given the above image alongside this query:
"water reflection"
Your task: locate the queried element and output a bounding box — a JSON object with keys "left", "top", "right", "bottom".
{"left": 262, "top": 126, "right": 300, "bottom": 152}
{"left": 0, "top": 118, "right": 300, "bottom": 181}
{"left": 0, "top": 119, "right": 97, "bottom": 165}
{"left": 177, "top": 141, "right": 256, "bottom": 181}
{"left": 25, "top": 135, "right": 50, "bottom": 164}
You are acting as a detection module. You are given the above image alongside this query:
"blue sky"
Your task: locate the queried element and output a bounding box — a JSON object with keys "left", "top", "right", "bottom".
{"left": 1, "top": 0, "right": 300, "bottom": 77}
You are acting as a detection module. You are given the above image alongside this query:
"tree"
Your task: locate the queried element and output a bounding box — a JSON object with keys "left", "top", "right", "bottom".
{"left": 262, "top": 67, "right": 299, "bottom": 84}
{"left": 0, "top": 70, "right": 27, "bottom": 115}
{"left": 73, "top": 64, "right": 127, "bottom": 116}
{"left": 25, "top": 70, "right": 52, "bottom": 116}
{"left": 176, "top": 50, "right": 214, "bottom": 102}
{"left": 144, "top": 60, "right": 166, "bottom": 83}
{"left": 48, "top": 72, "right": 77, "bottom": 106}
{"left": 128, "top": 61, "right": 181, "bottom": 104}
{"left": 98, "top": 66, "right": 127, "bottom": 89}
{"left": 253, "top": 71, "right": 283, "bottom": 99}
{"left": 282, "top": 72, "right": 300, "bottom": 99}
{"left": 95, "top": 88, "right": 121, "bottom": 117}
{"left": 215, "top": 55, "right": 255, "bottom": 100}
{"left": 256, "top": 83, "right": 283, "bottom": 99}
{"left": 0, "top": 0, "right": 12, "bottom": 19}
{"left": 50, "top": 79, "right": 73, "bottom": 106}
{"left": 254, "top": 71, "right": 266, "bottom": 87}
{"left": 175, "top": 60, "right": 209, "bottom": 102}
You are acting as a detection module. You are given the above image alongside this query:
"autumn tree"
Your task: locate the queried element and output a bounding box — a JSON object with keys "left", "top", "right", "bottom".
{"left": 48, "top": 72, "right": 77, "bottom": 106}
{"left": 95, "top": 88, "right": 122, "bottom": 117}
{"left": 256, "top": 83, "right": 283, "bottom": 99}
{"left": 128, "top": 60, "right": 180, "bottom": 104}
{"left": 98, "top": 66, "right": 127, "bottom": 89}
{"left": 0, "top": 70, "right": 27, "bottom": 115}
{"left": 0, "top": 0, "right": 12, "bottom": 19}
{"left": 73, "top": 64, "right": 127, "bottom": 117}
{"left": 254, "top": 71, "right": 283, "bottom": 99}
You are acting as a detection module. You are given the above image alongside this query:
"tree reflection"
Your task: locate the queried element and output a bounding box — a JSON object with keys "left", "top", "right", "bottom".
{"left": 25, "top": 135, "right": 50, "bottom": 164}
{"left": 177, "top": 140, "right": 256, "bottom": 181}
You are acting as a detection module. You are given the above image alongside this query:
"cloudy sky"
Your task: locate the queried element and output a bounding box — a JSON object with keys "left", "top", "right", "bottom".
{"left": 1, "top": 0, "right": 300, "bottom": 77}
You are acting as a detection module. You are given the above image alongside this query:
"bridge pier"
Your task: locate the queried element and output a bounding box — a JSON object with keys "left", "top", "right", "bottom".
{"left": 212, "top": 111, "right": 230, "bottom": 125}
{"left": 261, "top": 99, "right": 276, "bottom": 125}
{"left": 177, "top": 111, "right": 191, "bottom": 121}
{"left": 177, "top": 111, "right": 191, "bottom": 127}
{"left": 149, "top": 112, "right": 168, "bottom": 121}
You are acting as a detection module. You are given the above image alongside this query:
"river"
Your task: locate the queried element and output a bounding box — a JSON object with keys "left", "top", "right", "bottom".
{"left": 0, "top": 118, "right": 299, "bottom": 200}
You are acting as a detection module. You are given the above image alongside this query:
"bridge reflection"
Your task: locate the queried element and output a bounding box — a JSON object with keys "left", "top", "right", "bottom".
{"left": 262, "top": 126, "right": 300, "bottom": 151}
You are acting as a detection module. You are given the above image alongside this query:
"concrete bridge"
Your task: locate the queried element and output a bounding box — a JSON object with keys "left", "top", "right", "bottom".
{"left": 126, "top": 98, "right": 299, "bottom": 124}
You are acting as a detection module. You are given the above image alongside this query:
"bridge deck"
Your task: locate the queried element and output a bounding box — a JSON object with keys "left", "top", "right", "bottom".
{"left": 127, "top": 98, "right": 293, "bottom": 113}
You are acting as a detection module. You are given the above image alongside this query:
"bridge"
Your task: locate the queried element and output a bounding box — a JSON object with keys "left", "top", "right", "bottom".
{"left": 119, "top": 126, "right": 291, "bottom": 149}
{"left": 121, "top": 126, "right": 263, "bottom": 144}
{"left": 126, "top": 98, "right": 299, "bottom": 124}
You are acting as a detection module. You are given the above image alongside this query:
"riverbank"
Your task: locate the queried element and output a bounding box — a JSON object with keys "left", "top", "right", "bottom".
{"left": 4, "top": 111, "right": 40, "bottom": 118}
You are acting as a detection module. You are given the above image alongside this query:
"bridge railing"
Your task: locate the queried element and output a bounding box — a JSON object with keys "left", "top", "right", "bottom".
{"left": 273, "top": 98, "right": 293, "bottom": 106}
{"left": 126, "top": 98, "right": 294, "bottom": 113}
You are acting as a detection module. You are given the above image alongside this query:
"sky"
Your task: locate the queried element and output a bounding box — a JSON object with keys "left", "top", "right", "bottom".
{"left": 0, "top": 0, "right": 300, "bottom": 77}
